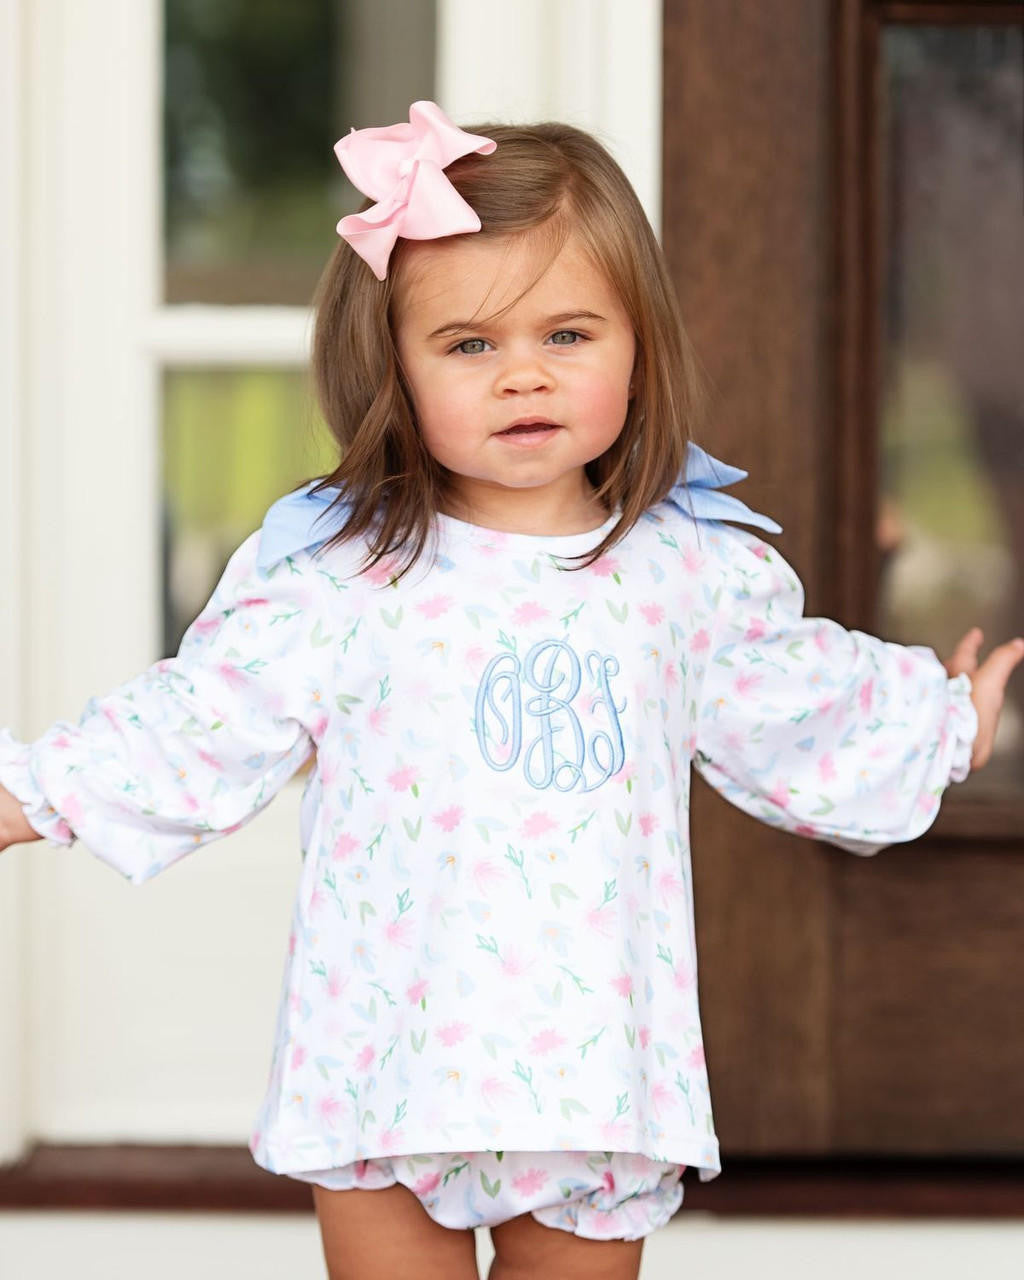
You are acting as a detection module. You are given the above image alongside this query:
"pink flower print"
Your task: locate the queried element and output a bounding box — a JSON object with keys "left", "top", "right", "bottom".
{"left": 818, "top": 753, "right": 837, "bottom": 784}
{"left": 480, "top": 1076, "right": 517, "bottom": 1110}
{"left": 528, "top": 1028, "right": 567, "bottom": 1055}
{"left": 814, "top": 624, "right": 832, "bottom": 653}
{"left": 794, "top": 823, "right": 818, "bottom": 838}
{"left": 612, "top": 761, "right": 637, "bottom": 786}
{"left": 768, "top": 778, "right": 792, "bottom": 810}
{"left": 690, "top": 627, "right": 710, "bottom": 654}
{"left": 611, "top": 974, "right": 634, "bottom": 1000}
{"left": 665, "top": 661, "right": 679, "bottom": 688}
{"left": 385, "top": 917, "right": 415, "bottom": 949}
{"left": 363, "top": 556, "right": 401, "bottom": 586}
{"left": 751, "top": 542, "right": 770, "bottom": 560}
{"left": 898, "top": 654, "right": 916, "bottom": 679}
{"left": 681, "top": 547, "right": 704, "bottom": 573}
{"left": 688, "top": 1043, "right": 706, "bottom": 1069}
{"left": 744, "top": 617, "right": 767, "bottom": 643}
{"left": 436, "top": 1021, "right": 471, "bottom": 1047}
{"left": 600, "top": 1120, "right": 631, "bottom": 1145}
{"left": 368, "top": 705, "right": 391, "bottom": 735}
{"left": 290, "top": 1044, "right": 307, "bottom": 1071}
{"left": 472, "top": 859, "right": 509, "bottom": 896}
{"left": 650, "top": 1081, "right": 677, "bottom": 1118}
{"left": 735, "top": 672, "right": 762, "bottom": 698}
{"left": 859, "top": 678, "right": 874, "bottom": 714}
{"left": 216, "top": 662, "right": 250, "bottom": 693}
{"left": 499, "top": 945, "right": 533, "bottom": 977}
{"left": 190, "top": 616, "right": 222, "bottom": 639}
{"left": 316, "top": 1093, "right": 343, "bottom": 1126}
{"left": 639, "top": 1026, "right": 652, "bottom": 1049}
{"left": 308, "top": 885, "right": 325, "bottom": 918}
{"left": 465, "top": 644, "right": 488, "bottom": 675}
{"left": 412, "top": 1171, "right": 443, "bottom": 1197}
{"left": 416, "top": 593, "right": 454, "bottom": 619}
{"left": 432, "top": 805, "right": 464, "bottom": 832}
{"left": 407, "top": 978, "right": 430, "bottom": 1007}
{"left": 377, "top": 1126, "right": 406, "bottom": 1154}
{"left": 639, "top": 602, "right": 665, "bottom": 625}
{"left": 521, "top": 811, "right": 557, "bottom": 839}
{"left": 589, "top": 555, "right": 621, "bottom": 579}
{"left": 310, "top": 712, "right": 328, "bottom": 740}
{"left": 512, "top": 1168, "right": 550, "bottom": 1196}
{"left": 196, "top": 748, "right": 224, "bottom": 772}
{"left": 602, "top": 1171, "right": 616, "bottom": 1195}
{"left": 332, "top": 832, "right": 360, "bottom": 861}
{"left": 638, "top": 813, "right": 659, "bottom": 837}
{"left": 354, "top": 1044, "right": 375, "bottom": 1072}
{"left": 672, "top": 963, "right": 694, "bottom": 992}
{"left": 387, "top": 765, "right": 418, "bottom": 792}
{"left": 656, "top": 870, "right": 684, "bottom": 900}
{"left": 586, "top": 906, "right": 615, "bottom": 938}
{"left": 511, "top": 601, "right": 550, "bottom": 625}
{"left": 326, "top": 967, "right": 349, "bottom": 1000}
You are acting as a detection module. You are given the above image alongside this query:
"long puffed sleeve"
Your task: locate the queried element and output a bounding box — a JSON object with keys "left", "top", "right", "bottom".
{"left": 0, "top": 531, "right": 331, "bottom": 884}
{"left": 692, "top": 522, "right": 978, "bottom": 854}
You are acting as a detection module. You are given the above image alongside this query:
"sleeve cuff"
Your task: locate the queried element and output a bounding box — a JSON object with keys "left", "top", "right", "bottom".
{"left": 0, "top": 728, "right": 77, "bottom": 846}
{"left": 943, "top": 670, "right": 978, "bottom": 784}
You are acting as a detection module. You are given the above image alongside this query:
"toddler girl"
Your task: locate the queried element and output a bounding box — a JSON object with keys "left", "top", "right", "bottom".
{"left": 1, "top": 101, "right": 1021, "bottom": 1280}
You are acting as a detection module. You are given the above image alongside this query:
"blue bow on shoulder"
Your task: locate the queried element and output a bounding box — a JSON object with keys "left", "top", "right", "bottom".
{"left": 255, "top": 441, "right": 781, "bottom": 571}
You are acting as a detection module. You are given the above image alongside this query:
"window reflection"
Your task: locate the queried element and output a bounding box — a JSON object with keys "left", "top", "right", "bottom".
{"left": 161, "top": 368, "right": 336, "bottom": 657}
{"left": 877, "top": 25, "right": 1024, "bottom": 795}
{"left": 164, "top": 0, "right": 436, "bottom": 304}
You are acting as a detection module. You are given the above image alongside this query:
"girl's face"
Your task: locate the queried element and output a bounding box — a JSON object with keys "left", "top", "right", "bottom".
{"left": 392, "top": 230, "right": 636, "bottom": 531}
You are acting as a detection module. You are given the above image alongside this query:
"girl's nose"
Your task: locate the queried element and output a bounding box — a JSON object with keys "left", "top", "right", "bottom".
{"left": 494, "top": 349, "right": 554, "bottom": 395}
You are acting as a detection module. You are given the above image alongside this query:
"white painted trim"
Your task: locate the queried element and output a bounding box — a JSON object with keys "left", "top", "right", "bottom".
{"left": 146, "top": 308, "right": 312, "bottom": 365}
{"left": 437, "top": 0, "right": 662, "bottom": 237}
{"left": 0, "top": 0, "right": 29, "bottom": 1167}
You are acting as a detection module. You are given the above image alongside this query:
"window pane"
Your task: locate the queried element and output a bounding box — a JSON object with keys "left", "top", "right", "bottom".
{"left": 161, "top": 368, "right": 337, "bottom": 657}
{"left": 163, "top": 0, "right": 437, "bottom": 304}
{"left": 877, "top": 25, "right": 1024, "bottom": 796}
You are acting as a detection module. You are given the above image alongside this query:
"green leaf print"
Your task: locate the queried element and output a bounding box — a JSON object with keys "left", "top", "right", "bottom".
{"left": 615, "top": 810, "right": 632, "bottom": 836}
{"left": 550, "top": 883, "right": 579, "bottom": 908}
{"left": 480, "top": 1170, "right": 502, "bottom": 1198}
{"left": 624, "top": 1024, "right": 636, "bottom": 1048}
{"left": 361, "top": 1110, "right": 376, "bottom": 1132}
{"left": 380, "top": 606, "right": 403, "bottom": 629}
{"left": 310, "top": 617, "right": 334, "bottom": 647}
{"left": 495, "top": 1151, "right": 504, "bottom": 1162}
{"left": 402, "top": 816, "right": 422, "bottom": 841}
{"left": 410, "top": 1029, "right": 427, "bottom": 1054}
{"left": 359, "top": 900, "right": 376, "bottom": 926}
{"left": 606, "top": 600, "right": 628, "bottom": 623}
{"left": 475, "top": 822, "right": 491, "bottom": 843}
{"left": 336, "top": 693, "right": 363, "bottom": 715}
{"left": 559, "top": 1098, "right": 590, "bottom": 1121}
{"left": 811, "top": 795, "right": 835, "bottom": 816}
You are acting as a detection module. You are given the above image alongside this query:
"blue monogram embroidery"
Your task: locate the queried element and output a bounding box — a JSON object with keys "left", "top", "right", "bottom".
{"left": 474, "top": 639, "right": 627, "bottom": 792}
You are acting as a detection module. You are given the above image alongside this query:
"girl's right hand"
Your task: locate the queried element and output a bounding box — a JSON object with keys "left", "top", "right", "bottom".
{"left": 942, "top": 628, "right": 1024, "bottom": 770}
{"left": 0, "top": 783, "right": 41, "bottom": 850}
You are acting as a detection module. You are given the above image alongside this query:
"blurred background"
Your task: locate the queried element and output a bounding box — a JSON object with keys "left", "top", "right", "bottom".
{"left": 1, "top": 1, "right": 1022, "bottom": 1276}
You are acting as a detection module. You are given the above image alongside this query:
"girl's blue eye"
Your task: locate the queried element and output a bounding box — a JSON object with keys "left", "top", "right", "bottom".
{"left": 550, "top": 329, "right": 581, "bottom": 345}
{"left": 450, "top": 330, "right": 586, "bottom": 355}
{"left": 455, "top": 338, "right": 488, "bottom": 355}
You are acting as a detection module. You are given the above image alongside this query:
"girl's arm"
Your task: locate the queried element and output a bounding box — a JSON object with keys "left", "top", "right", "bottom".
{"left": 0, "top": 781, "right": 42, "bottom": 849}
{"left": 692, "top": 523, "right": 1020, "bottom": 853}
{"left": 0, "top": 530, "right": 332, "bottom": 882}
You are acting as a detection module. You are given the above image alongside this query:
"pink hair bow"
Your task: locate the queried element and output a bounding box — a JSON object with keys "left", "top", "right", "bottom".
{"left": 334, "top": 100, "right": 497, "bottom": 280}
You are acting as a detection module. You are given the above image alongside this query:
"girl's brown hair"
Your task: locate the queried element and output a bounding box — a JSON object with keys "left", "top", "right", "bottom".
{"left": 308, "top": 119, "right": 708, "bottom": 578}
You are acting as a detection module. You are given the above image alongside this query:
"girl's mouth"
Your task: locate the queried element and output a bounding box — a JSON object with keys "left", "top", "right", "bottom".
{"left": 496, "top": 422, "right": 562, "bottom": 440}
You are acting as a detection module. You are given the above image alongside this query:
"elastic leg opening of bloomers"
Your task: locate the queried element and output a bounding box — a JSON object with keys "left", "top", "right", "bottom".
{"left": 288, "top": 1150, "right": 687, "bottom": 1241}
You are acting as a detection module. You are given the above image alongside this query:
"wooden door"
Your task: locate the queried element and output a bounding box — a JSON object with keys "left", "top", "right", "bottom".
{"left": 662, "top": 0, "right": 1024, "bottom": 1168}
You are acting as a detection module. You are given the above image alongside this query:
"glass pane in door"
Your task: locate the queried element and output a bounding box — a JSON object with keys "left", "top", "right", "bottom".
{"left": 161, "top": 367, "right": 336, "bottom": 658}
{"left": 163, "top": 0, "right": 437, "bottom": 303}
{"left": 877, "top": 24, "right": 1023, "bottom": 796}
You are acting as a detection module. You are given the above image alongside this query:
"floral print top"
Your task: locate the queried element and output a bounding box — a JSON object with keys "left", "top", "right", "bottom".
{"left": 0, "top": 457, "right": 977, "bottom": 1184}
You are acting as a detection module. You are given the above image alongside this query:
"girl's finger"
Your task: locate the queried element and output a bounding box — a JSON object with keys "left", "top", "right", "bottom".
{"left": 943, "top": 626, "right": 984, "bottom": 678}
{"left": 977, "top": 637, "right": 1024, "bottom": 693}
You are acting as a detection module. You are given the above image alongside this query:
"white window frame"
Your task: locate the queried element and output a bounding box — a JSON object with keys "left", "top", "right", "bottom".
{"left": 0, "top": 0, "right": 660, "bottom": 1165}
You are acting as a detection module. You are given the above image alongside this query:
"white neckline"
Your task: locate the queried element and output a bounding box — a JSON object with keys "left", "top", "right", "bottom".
{"left": 434, "top": 509, "right": 621, "bottom": 554}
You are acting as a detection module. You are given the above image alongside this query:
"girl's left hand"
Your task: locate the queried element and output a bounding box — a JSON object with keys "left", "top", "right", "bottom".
{"left": 942, "top": 627, "right": 1024, "bottom": 770}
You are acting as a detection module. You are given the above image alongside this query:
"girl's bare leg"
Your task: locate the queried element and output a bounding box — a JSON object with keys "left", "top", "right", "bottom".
{"left": 488, "top": 1211, "right": 643, "bottom": 1280}
{"left": 312, "top": 1181, "right": 480, "bottom": 1280}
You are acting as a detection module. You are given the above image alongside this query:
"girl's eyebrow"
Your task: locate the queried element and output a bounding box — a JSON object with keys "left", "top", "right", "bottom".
{"left": 425, "top": 310, "right": 607, "bottom": 341}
